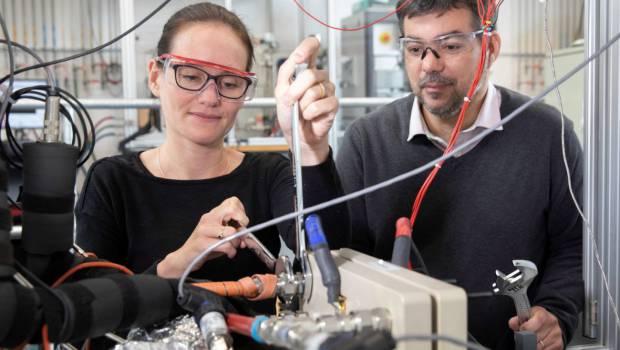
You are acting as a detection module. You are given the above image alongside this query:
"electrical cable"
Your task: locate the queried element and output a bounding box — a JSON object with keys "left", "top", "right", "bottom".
{"left": 0, "top": 31, "right": 95, "bottom": 170}
{"left": 13, "top": 260, "right": 72, "bottom": 337}
{"left": 7, "top": 194, "right": 21, "bottom": 210}
{"left": 396, "top": 333, "right": 489, "bottom": 350}
{"left": 292, "top": 0, "right": 414, "bottom": 31}
{"left": 192, "top": 274, "right": 277, "bottom": 300}
{"left": 41, "top": 261, "right": 135, "bottom": 349}
{"left": 4, "top": 0, "right": 613, "bottom": 339}
{"left": 13, "top": 260, "right": 64, "bottom": 306}
{"left": 177, "top": 27, "right": 620, "bottom": 299}
{"left": 410, "top": 239, "right": 429, "bottom": 275}
{"left": 4, "top": 92, "right": 78, "bottom": 156}
{"left": 0, "top": 0, "right": 172, "bottom": 85}
{"left": 86, "top": 0, "right": 109, "bottom": 69}
{"left": 180, "top": 0, "right": 498, "bottom": 297}
{"left": 1, "top": 84, "right": 95, "bottom": 168}
{"left": 468, "top": 291, "right": 494, "bottom": 298}
{"left": 95, "top": 132, "right": 121, "bottom": 143}
{"left": 0, "top": 11, "right": 15, "bottom": 128}
{"left": 408, "top": 0, "right": 499, "bottom": 231}
{"left": 0, "top": 39, "right": 57, "bottom": 88}
{"left": 397, "top": 0, "right": 498, "bottom": 291}
{"left": 95, "top": 124, "right": 124, "bottom": 136}
{"left": 93, "top": 115, "right": 122, "bottom": 130}
{"left": 51, "top": 261, "right": 134, "bottom": 287}
{"left": 543, "top": 0, "right": 620, "bottom": 332}
{"left": 467, "top": 331, "right": 483, "bottom": 347}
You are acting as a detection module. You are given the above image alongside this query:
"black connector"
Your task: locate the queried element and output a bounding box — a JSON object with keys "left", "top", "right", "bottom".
{"left": 390, "top": 217, "right": 412, "bottom": 268}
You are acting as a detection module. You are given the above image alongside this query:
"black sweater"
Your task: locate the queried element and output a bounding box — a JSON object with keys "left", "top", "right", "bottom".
{"left": 336, "top": 87, "right": 584, "bottom": 349}
{"left": 76, "top": 152, "right": 349, "bottom": 283}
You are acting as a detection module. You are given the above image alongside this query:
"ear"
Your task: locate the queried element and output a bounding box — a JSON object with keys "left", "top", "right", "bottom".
{"left": 148, "top": 59, "right": 162, "bottom": 98}
{"left": 486, "top": 31, "right": 502, "bottom": 68}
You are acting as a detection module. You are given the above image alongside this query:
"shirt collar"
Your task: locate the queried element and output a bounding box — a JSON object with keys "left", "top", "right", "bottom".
{"left": 407, "top": 83, "right": 503, "bottom": 142}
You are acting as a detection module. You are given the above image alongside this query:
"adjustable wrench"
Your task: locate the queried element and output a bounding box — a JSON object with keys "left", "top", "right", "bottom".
{"left": 492, "top": 260, "right": 538, "bottom": 324}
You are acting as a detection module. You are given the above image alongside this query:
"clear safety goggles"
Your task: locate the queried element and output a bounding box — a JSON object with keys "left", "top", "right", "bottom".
{"left": 399, "top": 30, "right": 485, "bottom": 60}
{"left": 156, "top": 53, "right": 257, "bottom": 101}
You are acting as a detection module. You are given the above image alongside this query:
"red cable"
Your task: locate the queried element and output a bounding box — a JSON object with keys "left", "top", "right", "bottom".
{"left": 292, "top": 0, "right": 415, "bottom": 32}
{"left": 477, "top": 0, "right": 485, "bottom": 21}
{"left": 42, "top": 325, "right": 51, "bottom": 350}
{"left": 408, "top": 1, "right": 499, "bottom": 228}
{"left": 410, "top": 43, "right": 489, "bottom": 226}
{"left": 226, "top": 313, "right": 254, "bottom": 337}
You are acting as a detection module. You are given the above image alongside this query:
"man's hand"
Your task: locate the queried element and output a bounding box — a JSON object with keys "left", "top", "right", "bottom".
{"left": 275, "top": 36, "right": 338, "bottom": 165}
{"left": 509, "top": 306, "right": 564, "bottom": 349}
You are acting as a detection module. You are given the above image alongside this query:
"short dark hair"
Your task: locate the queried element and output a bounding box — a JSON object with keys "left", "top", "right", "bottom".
{"left": 156, "top": 2, "right": 254, "bottom": 71}
{"left": 396, "top": 0, "right": 486, "bottom": 34}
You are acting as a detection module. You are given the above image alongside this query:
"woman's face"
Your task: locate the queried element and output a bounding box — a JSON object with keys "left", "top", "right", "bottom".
{"left": 149, "top": 22, "right": 250, "bottom": 147}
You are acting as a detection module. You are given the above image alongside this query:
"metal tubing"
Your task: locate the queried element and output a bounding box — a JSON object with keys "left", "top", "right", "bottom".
{"left": 583, "top": 0, "right": 600, "bottom": 340}
{"left": 12, "top": 97, "right": 397, "bottom": 110}
{"left": 291, "top": 98, "right": 305, "bottom": 266}
{"left": 327, "top": 0, "right": 340, "bottom": 154}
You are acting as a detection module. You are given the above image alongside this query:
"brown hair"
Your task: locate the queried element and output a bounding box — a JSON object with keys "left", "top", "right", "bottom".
{"left": 156, "top": 2, "right": 254, "bottom": 71}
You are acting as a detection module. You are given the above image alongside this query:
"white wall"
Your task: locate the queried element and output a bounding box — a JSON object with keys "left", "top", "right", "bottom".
{"left": 493, "top": 0, "right": 583, "bottom": 96}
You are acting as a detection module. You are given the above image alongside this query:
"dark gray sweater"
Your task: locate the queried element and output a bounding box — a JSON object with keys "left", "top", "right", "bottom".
{"left": 336, "top": 87, "right": 583, "bottom": 349}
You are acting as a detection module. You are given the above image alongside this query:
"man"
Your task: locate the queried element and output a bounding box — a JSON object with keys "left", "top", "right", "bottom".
{"left": 335, "top": 1, "right": 583, "bottom": 349}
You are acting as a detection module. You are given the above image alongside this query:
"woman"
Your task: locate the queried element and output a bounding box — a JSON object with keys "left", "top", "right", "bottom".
{"left": 76, "top": 3, "right": 347, "bottom": 286}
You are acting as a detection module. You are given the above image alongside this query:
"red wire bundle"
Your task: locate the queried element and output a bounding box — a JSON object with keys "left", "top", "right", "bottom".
{"left": 408, "top": 0, "right": 501, "bottom": 229}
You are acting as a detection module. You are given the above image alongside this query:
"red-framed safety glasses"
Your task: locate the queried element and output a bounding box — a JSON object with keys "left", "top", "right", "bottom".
{"left": 156, "top": 54, "right": 257, "bottom": 101}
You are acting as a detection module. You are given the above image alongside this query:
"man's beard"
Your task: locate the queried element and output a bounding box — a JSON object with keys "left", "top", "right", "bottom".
{"left": 416, "top": 72, "right": 464, "bottom": 119}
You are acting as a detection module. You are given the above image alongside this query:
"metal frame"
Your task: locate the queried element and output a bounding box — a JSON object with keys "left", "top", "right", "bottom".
{"left": 583, "top": 0, "right": 620, "bottom": 348}
{"left": 118, "top": 0, "right": 137, "bottom": 138}
{"left": 12, "top": 97, "right": 396, "bottom": 110}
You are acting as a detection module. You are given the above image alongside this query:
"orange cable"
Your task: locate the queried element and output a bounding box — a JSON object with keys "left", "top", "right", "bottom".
{"left": 192, "top": 274, "right": 277, "bottom": 300}
{"left": 41, "top": 261, "right": 134, "bottom": 348}
{"left": 52, "top": 261, "right": 133, "bottom": 288}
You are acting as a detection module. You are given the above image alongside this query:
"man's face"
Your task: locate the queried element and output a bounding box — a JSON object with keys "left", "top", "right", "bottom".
{"left": 402, "top": 7, "right": 483, "bottom": 119}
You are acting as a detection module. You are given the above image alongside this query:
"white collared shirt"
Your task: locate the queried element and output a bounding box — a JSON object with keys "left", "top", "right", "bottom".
{"left": 407, "top": 83, "right": 503, "bottom": 157}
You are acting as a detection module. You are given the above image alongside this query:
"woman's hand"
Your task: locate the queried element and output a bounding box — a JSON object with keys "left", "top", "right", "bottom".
{"left": 157, "top": 197, "right": 249, "bottom": 278}
{"left": 275, "top": 36, "right": 339, "bottom": 165}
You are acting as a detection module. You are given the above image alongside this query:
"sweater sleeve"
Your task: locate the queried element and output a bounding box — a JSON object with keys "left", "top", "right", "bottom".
{"left": 269, "top": 151, "right": 350, "bottom": 252}
{"left": 301, "top": 150, "right": 350, "bottom": 249}
{"left": 335, "top": 122, "right": 374, "bottom": 255}
{"left": 75, "top": 160, "right": 128, "bottom": 265}
{"left": 532, "top": 118, "right": 584, "bottom": 344}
